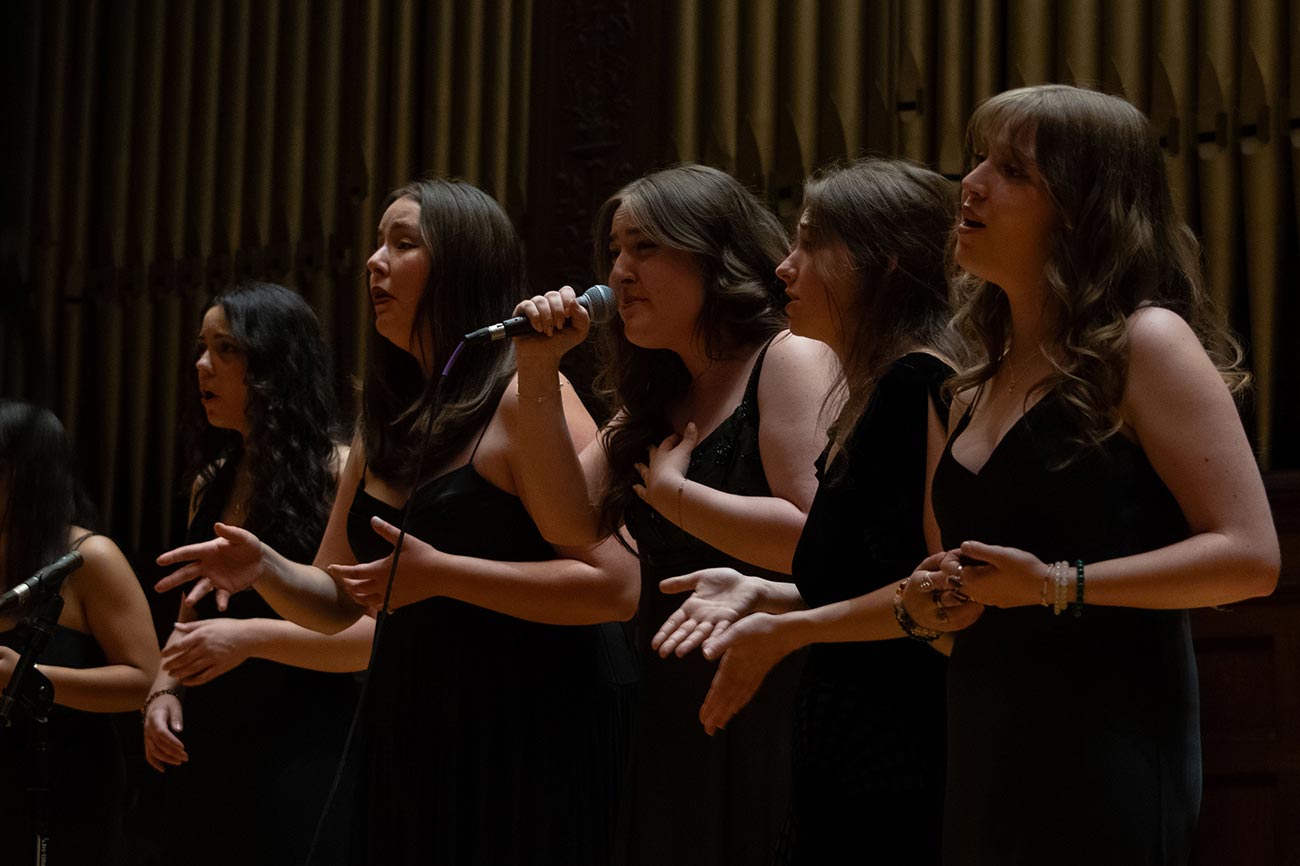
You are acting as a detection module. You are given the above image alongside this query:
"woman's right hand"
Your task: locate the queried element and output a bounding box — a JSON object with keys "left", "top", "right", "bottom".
{"left": 154, "top": 523, "right": 266, "bottom": 611}
{"left": 511, "top": 287, "right": 592, "bottom": 366}
{"left": 653, "top": 567, "right": 763, "bottom": 658}
{"left": 902, "top": 551, "right": 984, "bottom": 633}
{"left": 143, "top": 693, "right": 187, "bottom": 771}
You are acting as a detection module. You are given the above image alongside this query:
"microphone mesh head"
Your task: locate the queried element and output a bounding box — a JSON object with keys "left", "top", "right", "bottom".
{"left": 583, "top": 285, "right": 616, "bottom": 324}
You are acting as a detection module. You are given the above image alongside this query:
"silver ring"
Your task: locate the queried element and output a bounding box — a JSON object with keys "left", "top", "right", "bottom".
{"left": 919, "top": 574, "right": 933, "bottom": 591}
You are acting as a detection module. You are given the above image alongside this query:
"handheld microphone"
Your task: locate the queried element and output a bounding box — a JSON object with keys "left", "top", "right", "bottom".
{"left": 0, "top": 551, "right": 84, "bottom": 615}
{"left": 463, "top": 284, "right": 615, "bottom": 343}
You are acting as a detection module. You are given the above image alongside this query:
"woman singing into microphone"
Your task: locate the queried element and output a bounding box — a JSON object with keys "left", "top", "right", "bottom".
{"left": 157, "top": 178, "right": 638, "bottom": 865}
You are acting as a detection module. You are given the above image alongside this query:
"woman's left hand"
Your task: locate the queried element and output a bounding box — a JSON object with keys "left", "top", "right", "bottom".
{"left": 940, "top": 540, "right": 1045, "bottom": 608}
{"left": 632, "top": 422, "right": 699, "bottom": 522}
{"left": 0, "top": 646, "right": 17, "bottom": 687}
{"left": 161, "top": 619, "right": 251, "bottom": 686}
{"left": 697, "top": 612, "right": 794, "bottom": 735}
{"left": 328, "top": 516, "right": 444, "bottom": 613}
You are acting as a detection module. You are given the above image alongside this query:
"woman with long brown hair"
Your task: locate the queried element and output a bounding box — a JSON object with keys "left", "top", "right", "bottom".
{"left": 932, "top": 84, "right": 1277, "bottom": 864}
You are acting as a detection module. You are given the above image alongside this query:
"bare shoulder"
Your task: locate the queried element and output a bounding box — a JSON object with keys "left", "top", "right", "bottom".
{"left": 758, "top": 330, "right": 837, "bottom": 397}
{"left": 67, "top": 529, "right": 136, "bottom": 592}
{"left": 1123, "top": 307, "right": 1217, "bottom": 396}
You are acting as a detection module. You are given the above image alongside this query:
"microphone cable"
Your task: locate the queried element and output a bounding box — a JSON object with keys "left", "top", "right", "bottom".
{"left": 303, "top": 340, "right": 468, "bottom": 866}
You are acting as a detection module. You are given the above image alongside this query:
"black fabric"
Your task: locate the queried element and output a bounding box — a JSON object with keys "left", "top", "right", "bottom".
{"left": 159, "top": 460, "right": 358, "bottom": 866}
{"left": 776, "top": 353, "right": 951, "bottom": 865}
{"left": 622, "top": 337, "right": 803, "bottom": 866}
{"left": 0, "top": 616, "right": 124, "bottom": 864}
{"left": 346, "top": 460, "right": 636, "bottom": 866}
{"left": 932, "top": 389, "right": 1199, "bottom": 866}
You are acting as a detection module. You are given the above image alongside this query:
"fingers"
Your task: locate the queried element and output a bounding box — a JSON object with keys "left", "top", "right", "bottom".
{"left": 654, "top": 432, "right": 683, "bottom": 452}
{"left": 678, "top": 421, "right": 698, "bottom": 448}
{"left": 340, "top": 576, "right": 384, "bottom": 610}
{"left": 182, "top": 578, "right": 214, "bottom": 608}
{"left": 633, "top": 462, "right": 649, "bottom": 483}
{"left": 654, "top": 617, "right": 696, "bottom": 657}
{"left": 156, "top": 541, "right": 209, "bottom": 567}
{"left": 658, "top": 573, "right": 702, "bottom": 595}
{"left": 212, "top": 522, "right": 254, "bottom": 544}
{"left": 514, "top": 289, "right": 578, "bottom": 336}
{"left": 154, "top": 562, "right": 204, "bottom": 594}
{"left": 672, "top": 620, "right": 716, "bottom": 658}
{"left": 370, "top": 515, "right": 403, "bottom": 544}
{"left": 181, "top": 664, "right": 223, "bottom": 687}
{"left": 650, "top": 609, "right": 688, "bottom": 652}
{"left": 144, "top": 729, "right": 188, "bottom": 770}
{"left": 215, "top": 589, "right": 231, "bottom": 611}
{"left": 699, "top": 657, "right": 759, "bottom": 736}
{"left": 702, "top": 626, "right": 736, "bottom": 660}
{"left": 959, "top": 540, "right": 1001, "bottom": 565}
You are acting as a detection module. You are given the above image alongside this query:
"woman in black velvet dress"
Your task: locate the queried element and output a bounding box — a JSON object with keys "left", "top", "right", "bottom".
{"left": 930, "top": 85, "right": 1278, "bottom": 865}
{"left": 0, "top": 401, "right": 158, "bottom": 865}
{"left": 142, "top": 283, "right": 367, "bottom": 866}
{"left": 510, "top": 165, "right": 834, "bottom": 865}
{"left": 157, "top": 178, "right": 639, "bottom": 865}
{"left": 657, "top": 159, "right": 977, "bottom": 865}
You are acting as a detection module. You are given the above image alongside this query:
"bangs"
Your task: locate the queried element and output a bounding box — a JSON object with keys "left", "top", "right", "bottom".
{"left": 966, "top": 89, "right": 1042, "bottom": 169}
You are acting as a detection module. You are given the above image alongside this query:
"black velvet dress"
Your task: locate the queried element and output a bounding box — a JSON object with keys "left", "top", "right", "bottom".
{"left": 161, "top": 462, "right": 358, "bottom": 866}
{"left": 0, "top": 598, "right": 125, "bottom": 864}
{"left": 932, "top": 389, "right": 1199, "bottom": 866}
{"left": 779, "top": 353, "right": 950, "bottom": 865}
{"left": 346, "top": 457, "right": 636, "bottom": 865}
{"left": 622, "top": 338, "right": 804, "bottom": 866}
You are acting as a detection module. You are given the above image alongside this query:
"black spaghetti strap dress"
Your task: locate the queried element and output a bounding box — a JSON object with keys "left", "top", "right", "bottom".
{"left": 778, "top": 353, "right": 950, "bottom": 865}
{"left": 622, "top": 338, "right": 803, "bottom": 866}
{"left": 0, "top": 535, "right": 124, "bottom": 864}
{"left": 345, "top": 444, "right": 636, "bottom": 865}
{"left": 160, "top": 460, "right": 358, "bottom": 866}
{"left": 931, "top": 389, "right": 1199, "bottom": 866}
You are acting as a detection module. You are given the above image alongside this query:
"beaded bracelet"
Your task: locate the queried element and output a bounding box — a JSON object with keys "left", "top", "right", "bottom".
{"left": 1072, "top": 559, "right": 1085, "bottom": 618}
{"left": 893, "top": 580, "right": 943, "bottom": 643}
{"left": 141, "top": 686, "right": 181, "bottom": 718}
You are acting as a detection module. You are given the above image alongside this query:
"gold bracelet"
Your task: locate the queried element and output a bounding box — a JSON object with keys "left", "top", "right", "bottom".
{"left": 676, "top": 478, "right": 687, "bottom": 531}
{"left": 517, "top": 381, "right": 566, "bottom": 404}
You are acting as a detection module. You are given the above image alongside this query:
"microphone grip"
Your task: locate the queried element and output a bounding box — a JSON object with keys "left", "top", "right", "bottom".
{"left": 463, "top": 285, "right": 610, "bottom": 344}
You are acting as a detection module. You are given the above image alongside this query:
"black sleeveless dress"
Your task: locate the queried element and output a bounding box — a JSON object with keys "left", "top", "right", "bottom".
{"left": 0, "top": 544, "right": 125, "bottom": 864}
{"left": 931, "top": 389, "right": 1199, "bottom": 866}
{"left": 622, "top": 338, "right": 803, "bottom": 866}
{"left": 346, "top": 456, "right": 636, "bottom": 865}
{"left": 779, "top": 353, "right": 950, "bottom": 865}
{"left": 161, "top": 461, "right": 358, "bottom": 865}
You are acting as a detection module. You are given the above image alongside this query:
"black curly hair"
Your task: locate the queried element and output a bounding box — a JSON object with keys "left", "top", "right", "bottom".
{"left": 185, "top": 282, "right": 339, "bottom": 562}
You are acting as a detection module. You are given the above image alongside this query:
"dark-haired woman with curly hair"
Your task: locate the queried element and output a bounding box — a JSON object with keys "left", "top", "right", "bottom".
{"left": 157, "top": 180, "right": 639, "bottom": 865}
{"left": 930, "top": 85, "right": 1278, "bottom": 865}
{"left": 142, "top": 283, "right": 368, "bottom": 865}
{"left": 0, "top": 401, "right": 158, "bottom": 864}
{"left": 511, "top": 164, "right": 835, "bottom": 865}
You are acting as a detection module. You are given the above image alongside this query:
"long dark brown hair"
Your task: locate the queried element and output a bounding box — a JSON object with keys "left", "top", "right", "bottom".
{"left": 185, "top": 282, "right": 338, "bottom": 563}
{"left": 361, "top": 178, "right": 523, "bottom": 486}
{"left": 800, "top": 158, "right": 959, "bottom": 477}
{"left": 949, "top": 84, "right": 1246, "bottom": 452}
{"left": 591, "top": 164, "right": 789, "bottom": 538}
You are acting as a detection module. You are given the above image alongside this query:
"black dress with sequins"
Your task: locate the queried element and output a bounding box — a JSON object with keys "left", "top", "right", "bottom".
{"left": 622, "top": 337, "right": 804, "bottom": 866}
{"left": 932, "top": 389, "right": 1199, "bottom": 866}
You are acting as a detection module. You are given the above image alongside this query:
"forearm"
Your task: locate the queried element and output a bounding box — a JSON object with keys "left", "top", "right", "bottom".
{"left": 434, "top": 552, "right": 637, "bottom": 625}
{"left": 258, "top": 547, "right": 364, "bottom": 635}
{"left": 513, "top": 364, "right": 604, "bottom": 545}
{"left": 1069, "top": 531, "right": 1278, "bottom": 610}
{"left": 780, "top": 583, "right": 904, "bottom": 647}
{"left": 238, "top": 617, "right": 374, "bottom": 672}
{"left": 672, "top": 481, "right": 806, "bottom": 574}
{"left": 36, "top": 663, "right": 153, "bottom": 713}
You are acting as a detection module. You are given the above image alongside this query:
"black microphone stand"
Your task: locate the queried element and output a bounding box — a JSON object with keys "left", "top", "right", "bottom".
{"left": 1, "top": 588, "right": 66, "bottom": 866}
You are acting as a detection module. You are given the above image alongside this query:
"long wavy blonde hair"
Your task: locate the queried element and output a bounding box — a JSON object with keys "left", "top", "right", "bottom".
{"left": 948, "top": 84, "right": 1246, "bottom": 452}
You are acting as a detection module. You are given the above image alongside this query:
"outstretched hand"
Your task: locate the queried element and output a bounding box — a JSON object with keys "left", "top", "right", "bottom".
{"left": 327, "top": 516, "right": 444, "bottom": 613}
{"left": 632, "top": 423, "right": 698, "bottom": 522}
{"left": 652, "top": 567, "right": 762, "bottom": 658}
{"left": 154, "top": 523, "right": 262, "bottom": 611}
{"left": 697, "top": 612, "right": 794, "bottom": 735}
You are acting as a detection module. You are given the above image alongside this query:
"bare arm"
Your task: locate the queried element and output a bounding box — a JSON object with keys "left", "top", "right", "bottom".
{"left": 950, "top": 308, "right": 1279, "bottom": 609}
{"left": 155, "top": 437, "right": 369, "bottom": 635}
{"left": 638, "top": 333, "right": 836, "bottom": 573}
{"left": 14, "top": 535, "right": 160, "bottom": 713}
{"left": 330, "top": 385, "right": 640, "bottom": 624}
